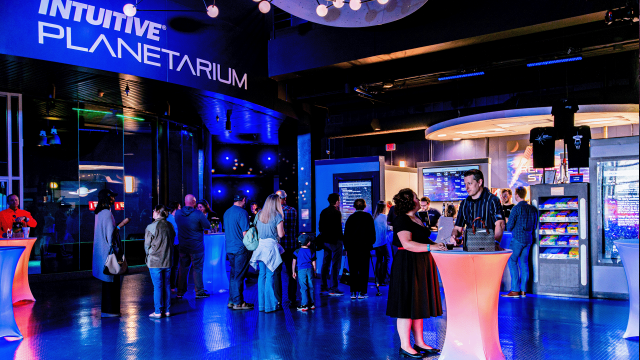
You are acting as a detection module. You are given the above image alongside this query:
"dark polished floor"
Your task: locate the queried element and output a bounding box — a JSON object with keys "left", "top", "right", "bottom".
{"left": 0, "top": 270, "right": 637, "bottom": 360}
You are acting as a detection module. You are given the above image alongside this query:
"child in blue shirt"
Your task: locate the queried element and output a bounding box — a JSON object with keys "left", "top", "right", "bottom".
{"left": 293, "top": 233, "right": 317, "bottom": 311}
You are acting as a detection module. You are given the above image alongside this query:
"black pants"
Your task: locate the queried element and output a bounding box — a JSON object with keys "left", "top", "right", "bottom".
{"left": 348, "top": 251, "right": 370, "bottom": 294}
{"left": 170, "top": 244, "right": 179, "bottom": 289}
{"left": 178, "top": 251, "right": 205, "bottom": 294}
{"left": 374, "top": 245, "right": 390, "bottom": 284}
{"left": 101, "top": 275, "right": 121, "bottom": 315}
{"left": 278, "top": 248, "right": 299, "bottom": 303}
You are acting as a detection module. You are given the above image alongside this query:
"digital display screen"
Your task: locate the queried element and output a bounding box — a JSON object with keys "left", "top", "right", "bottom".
{"left": 338, "top": 180, "right": 373, "bottom": 228}
{"left": 422, "top": 166, "right": 479, "bottom": 201}
{"left": 601, "top": 160, "right": 639, "bottom": 259}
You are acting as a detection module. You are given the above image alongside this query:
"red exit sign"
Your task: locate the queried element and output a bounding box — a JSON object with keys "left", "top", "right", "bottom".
{"left": 386, "top": 143, "right": 396, "bottom": 151}
{"left": 114, "top": 202, "right": 125, "bottom": 211}
{"left": 89, "top": 201, "right": 98, "bottom": 211}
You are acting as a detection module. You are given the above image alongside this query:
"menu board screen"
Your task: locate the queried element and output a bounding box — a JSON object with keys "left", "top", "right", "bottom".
{"left": 422, "top": 166, "right": 479, "bottom": 201}
{"left": 338, "top": 180, "right": 373, "bottom": 228}
{"left": 601, "top": 160, "right": 639, "bottom": 259}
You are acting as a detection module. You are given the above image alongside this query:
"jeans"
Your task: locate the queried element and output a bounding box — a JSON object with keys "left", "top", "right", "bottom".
{"left": 508, "top": 241, "right": 531, "bottom": 292}
{"left": 347, "top": 251, "right": 370, "bottom": 294}
{"left": 258, "top": 261, "right": 280, "bottom": 312}
{"left": 374, "top": 245, "right": 390, "bottom": 284}
{"left": 298, "top": 268, "right": 314, "bottom": 306}
{"left": 149, "top": 268, "right": 171, "bottom": 314}
{"left": 178, "top": 251, "right": 205, "bottom": 294}
{"left": 321, "top": 241, "right": 344, "bottom": 290}
{"left": 170, "top": 244, "right": 179, "bottom": 289}
{"left": 227, "top": 250, "right": 250, "bottom": 305}
{"left": 278, "top": 248, "right": 299, "bottom": 303}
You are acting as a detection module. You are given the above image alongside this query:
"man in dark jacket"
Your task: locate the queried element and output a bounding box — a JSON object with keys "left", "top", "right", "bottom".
{"left": 175, "top": 194, "right": 211, "bottom": 299}
{"left": 343, "top": 199, "right": 376, "bottom": 299}
{"left": 319, "top": 193, "right": 345, "bottom": 296}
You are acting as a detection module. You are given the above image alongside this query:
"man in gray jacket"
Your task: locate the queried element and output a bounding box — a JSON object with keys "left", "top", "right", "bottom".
{"left": 176, "top": 194, "right": 211, "bottom": 299}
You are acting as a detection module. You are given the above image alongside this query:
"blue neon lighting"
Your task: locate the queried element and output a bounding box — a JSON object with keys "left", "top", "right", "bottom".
{"left": 438, "top": 72, "right": 485, "bottom": 81}
{"left": 527, "top": 57, "right": 583, "bottom": 67}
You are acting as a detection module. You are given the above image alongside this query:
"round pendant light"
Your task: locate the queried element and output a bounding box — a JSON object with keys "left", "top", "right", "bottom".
{"left": 259, "top": 1, "right": 271, "bottom": 13}
{"left": 123, "top": 4, "right": 137, "bottom": 17}
{"left": 207, "top": 5, "right": 219, "bottom": 17}
{"left": 334, "top": 0, "right": 345, "bottom": 8}
{"left": 316, "top": 4, "right": 328, "bottom": 17}
{"left": 349, "top": 0, "right": 361, "bottom": 11}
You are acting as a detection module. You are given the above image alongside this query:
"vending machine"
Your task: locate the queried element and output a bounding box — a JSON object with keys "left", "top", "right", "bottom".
{"left": 531, "top": 183, "right": 590, "bottom": 297}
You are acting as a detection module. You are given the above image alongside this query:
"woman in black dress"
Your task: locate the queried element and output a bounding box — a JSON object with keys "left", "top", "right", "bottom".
{"left": 386, "top": 189, "right": 447, "bottom": 358}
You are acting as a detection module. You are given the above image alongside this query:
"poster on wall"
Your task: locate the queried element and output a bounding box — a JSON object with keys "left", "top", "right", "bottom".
{"left": 601, "top": 160, "right": 639, "bottom": 259}
{"left": 338, "top": 180, "right": 372, "bottom": 229}
{"left": 507, "top": 140, "right": 590, "bottom": 188}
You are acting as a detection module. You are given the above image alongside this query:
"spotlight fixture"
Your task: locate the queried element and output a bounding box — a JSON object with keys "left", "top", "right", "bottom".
{"left": 37, "top": 130, "right": 49, "bottom": 147}
{"left": 350, "top": 0, "right": 361, "bottom": 10}
{"left": 49, "top": 126, "right": 61, "bottom": 145}
{"left": 225, "top": 109, "right": 232, "bottom": 131}
{"left": 258, "top": 0, "right": 271, "bottom": 13}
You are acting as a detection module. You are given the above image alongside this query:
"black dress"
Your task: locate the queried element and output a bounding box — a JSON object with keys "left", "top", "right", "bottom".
{"left": 386, "top": 214, "right": 443, "bottom": 319}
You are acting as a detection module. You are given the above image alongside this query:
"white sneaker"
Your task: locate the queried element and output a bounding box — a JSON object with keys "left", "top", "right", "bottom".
{"left": 149, "top": 312, "right": 162, "bottom": 318}
{"left": 164, "top": 312, "right": 171, "bottom": 317}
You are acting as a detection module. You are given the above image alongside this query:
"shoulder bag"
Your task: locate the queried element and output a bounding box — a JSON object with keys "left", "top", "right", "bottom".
{"left": 243, "top": 212, "right": 260, "bottom": 251}
{"left": 103, "top": 226, "right": 128, "bottom": 275}
{"left": 463, "top": 217, "right": 497, "bottom": 252}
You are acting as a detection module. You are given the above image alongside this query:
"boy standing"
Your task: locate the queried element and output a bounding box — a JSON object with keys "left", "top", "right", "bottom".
{"left": 292, "top": 234, "right": 317, "bottom": 311}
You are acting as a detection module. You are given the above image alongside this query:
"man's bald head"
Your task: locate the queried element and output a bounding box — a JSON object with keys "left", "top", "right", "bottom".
{"left": 185, "top": 194, "right": 197, "bottom": 207}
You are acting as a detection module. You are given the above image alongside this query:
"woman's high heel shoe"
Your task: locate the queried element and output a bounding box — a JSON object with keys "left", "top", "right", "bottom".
{"left": 413, "top": 344, "right": 441, "bottom": 354}
{"left": 399, "top": 348, "right": 425, "bottom": 358}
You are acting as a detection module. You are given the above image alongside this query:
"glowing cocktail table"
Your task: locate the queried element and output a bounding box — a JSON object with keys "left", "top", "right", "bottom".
{"left": 203, "top": 233, "right": 229, "bottom": 293}
{"left": 431, "top": 249, "right": 512, "bottom": 360}
{"left": 0, "top": 246, "right": 25, "bottom": 339}
{"left": 0, "top": 238, "right": 37, "bottom": 303}
{"left": 615, "top": 239, "right": 639, "bottom": 339}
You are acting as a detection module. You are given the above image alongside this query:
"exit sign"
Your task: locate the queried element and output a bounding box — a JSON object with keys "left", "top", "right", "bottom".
{"left": 386, "top": 143, "right": 396, "bottom": 151}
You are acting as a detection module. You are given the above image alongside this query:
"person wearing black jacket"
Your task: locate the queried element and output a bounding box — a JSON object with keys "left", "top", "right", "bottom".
{"left": 319, "top": 193, "right": 345, "bottom": 296}
{"left": 343, "top": 199, "right": 376, "bottom": 299}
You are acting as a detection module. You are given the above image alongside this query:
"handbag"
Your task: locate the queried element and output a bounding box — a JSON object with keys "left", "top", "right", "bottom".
{"left": 243, "top": 212, "right": 260, "bottom": 251}
{"left": 339, "top": 267, "right": 350, "bottom": 285}
{"left": 103, "top": 225, "right": 128, "bottom": 275}
{"left": 463, "top": 217, "right": 497, "bottom": 252}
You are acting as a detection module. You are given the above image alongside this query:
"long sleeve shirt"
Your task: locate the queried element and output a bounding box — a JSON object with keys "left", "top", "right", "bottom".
{"left": 343, "top": 211, "right": 376, "bottom": 253}
{"left": 0, "top": 208, "right": 38, "bottom": 234}
{"left": 506, "top": 201, "right": 539, "bottom": 244}
{"left": 318, "top": 206, "right": 343, "bottom": 244}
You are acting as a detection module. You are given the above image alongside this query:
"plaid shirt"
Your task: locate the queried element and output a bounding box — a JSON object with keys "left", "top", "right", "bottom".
{"left": 506, "top": 201, "right": 539, "bottom": 244}
{"left": 281, "top": 204, "right": 299, "bottom": 250}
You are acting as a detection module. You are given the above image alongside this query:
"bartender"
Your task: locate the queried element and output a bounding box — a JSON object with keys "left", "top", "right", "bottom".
{"left": 1, "top": 194, "right": 38, "bottom": 237}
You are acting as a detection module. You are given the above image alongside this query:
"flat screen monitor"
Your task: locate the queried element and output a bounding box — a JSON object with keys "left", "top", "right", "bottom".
{"left": 422, "top": 165, "right": 479, "bottom": 201}
{"left": 338, "top": 180, "right": 373, "bottom": 227}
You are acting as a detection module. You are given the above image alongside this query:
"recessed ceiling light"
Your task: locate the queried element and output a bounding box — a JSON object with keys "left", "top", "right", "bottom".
{"left": 438, "top": 134, "right": 447, "bottom": 137}
{"left": 453, "top": 138, "right": 462, "bottom": 141}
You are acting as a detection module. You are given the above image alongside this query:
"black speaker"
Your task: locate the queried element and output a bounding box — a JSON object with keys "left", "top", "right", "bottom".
{"left": 552, "top": 99, "right": 579, "bottom": 141}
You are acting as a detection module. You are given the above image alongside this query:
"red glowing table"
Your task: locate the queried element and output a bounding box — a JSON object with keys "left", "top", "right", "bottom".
{"left": 0, "top": 237, "right": 37, "bottom": 303}
{"left": 0, "top": 246, "right": 25, "bottom": 339}
{"left": 431, "top": 249, "right": 512, "bottom": 360}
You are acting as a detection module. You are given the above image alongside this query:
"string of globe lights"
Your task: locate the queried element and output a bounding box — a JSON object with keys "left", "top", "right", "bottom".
{"left": 315, "top": 0, "right": 388, "bottom": 17}
{"left": 123, "top": 0, "right": 272, "bottom": 19}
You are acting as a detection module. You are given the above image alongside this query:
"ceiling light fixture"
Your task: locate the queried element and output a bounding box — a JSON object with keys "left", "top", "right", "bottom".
{"left": 438, "top": 71, "right": 485, "bottom": 81}
{"left": 123, "top": 3, "right": 137, "bottom": 17}
{"left": 258, "top": 0, "right": 271, "bottom": 13}
{"left": 377, "top": 0, "right": 388, "bottom": 4}
{"left": 49, "top": 126, "right": 61, "bottom": 145}
{"left": 453, "top": 138, "right": 462, "bottom": 141}
{"left": 207, "top": 4, "right": 219, "bottom": 18}
{"left": 334, "top": 0, "right": 345, "bottom": 8}
{"left": 437, "top": 134, "right": 447, "bottom": 137}
{"left": 38, "top": 130, "right": 49, "bottom": 147}
{"left": 316, "top": 4, "right": 328, "bottom": 17}
{"left": 350, "top": 0, "right": 361, "bottom": 10}
{"left": 526, "top": 56, "right": 582, "bottom": 67}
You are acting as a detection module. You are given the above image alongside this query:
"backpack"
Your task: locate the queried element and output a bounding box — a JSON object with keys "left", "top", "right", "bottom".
{"left": 243, "top": 212, "right": 260, "bottom": 251}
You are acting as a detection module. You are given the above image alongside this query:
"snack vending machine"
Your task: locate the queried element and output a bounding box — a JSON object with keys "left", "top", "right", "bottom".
{"left": 531, "top": 183, "right": 590, "bottom": 297}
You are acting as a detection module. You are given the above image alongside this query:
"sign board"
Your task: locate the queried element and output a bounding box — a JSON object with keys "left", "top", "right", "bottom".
{"left": 114, "top": 202, "right": 125, "bottom": 211}
{"left": 88, "top": 201, "right": 98, "bottom": 211}
{"left": 386, "top": 143, "right": 396, "bottom": 151}
{"left": 570, "top": 174, "right": 584, "bottom": 183}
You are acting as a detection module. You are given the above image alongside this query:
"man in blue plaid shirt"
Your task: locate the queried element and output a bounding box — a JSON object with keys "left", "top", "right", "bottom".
{"left": 275, "top": 190, "right": 299, "bottom": 307}
{"left": 502, "top": 186, "right": 539, "bottom": 299}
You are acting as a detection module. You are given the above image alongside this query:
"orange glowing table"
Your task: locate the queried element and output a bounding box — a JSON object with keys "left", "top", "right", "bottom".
{"left": 0, "top": 237, "right": 37, "bottom": 303}
{"left": 431, "top": 249, "right": 512, "bottom": 360}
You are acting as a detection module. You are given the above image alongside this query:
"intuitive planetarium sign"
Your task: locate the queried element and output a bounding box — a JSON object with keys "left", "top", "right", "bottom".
{"left": 0, "top": 0, "right": 267, "bottom": 100}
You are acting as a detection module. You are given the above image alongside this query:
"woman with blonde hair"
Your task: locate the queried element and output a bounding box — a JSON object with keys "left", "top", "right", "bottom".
{"left": 250, "top": 194, "right": 285, "bottom": 313}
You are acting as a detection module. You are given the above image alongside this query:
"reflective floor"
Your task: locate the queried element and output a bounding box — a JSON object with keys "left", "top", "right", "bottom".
{"left": 1, "top": 271, "right": 637, "bottom": 359}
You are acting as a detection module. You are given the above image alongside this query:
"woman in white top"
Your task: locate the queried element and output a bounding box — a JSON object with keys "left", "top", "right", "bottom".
{"left": 436, "top": 204, "right": 458, "bottom": 244}
{"left": 250, "top": 194, "right": 285, "bottom": 313}
{"left": 372, "top": 201, "right": 390, "bottom": 286}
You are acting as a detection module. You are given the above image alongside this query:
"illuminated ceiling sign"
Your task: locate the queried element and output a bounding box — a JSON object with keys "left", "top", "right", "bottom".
{"left": 0, "top": 0, "right": 273, "bottom": 104}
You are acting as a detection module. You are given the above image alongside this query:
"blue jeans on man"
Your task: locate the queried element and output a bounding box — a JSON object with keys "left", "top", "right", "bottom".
{"left": 298, "top": 268, "right": 315, "bottom": 306}
{"left": 228, "top": 249, "right": 251, "bottom": 305}
{"left": 258, "top": 262, "right": 280, "bottom": 312}
{"left": 149, "top": 268, "right": 171, "bottom": 314}
{"left": 508, "top": 241, "right": 531, "bottom": 292}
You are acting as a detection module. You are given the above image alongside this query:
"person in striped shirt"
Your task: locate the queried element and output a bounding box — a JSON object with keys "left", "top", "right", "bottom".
{"left": 450, "top": 169, "right": 505, "bottom": 245}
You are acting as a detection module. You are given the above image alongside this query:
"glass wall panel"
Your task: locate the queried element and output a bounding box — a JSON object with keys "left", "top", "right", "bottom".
{"left": 11, "top": 96, "right": 19, "bottom": 178}
{"left": 168, "top": 122, "right": 184, "bottom": 203}
{"left": 0, "top": 95, "right": 7, "bottom": 176}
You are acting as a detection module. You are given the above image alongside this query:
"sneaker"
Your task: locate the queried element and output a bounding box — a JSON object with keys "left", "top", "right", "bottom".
{"left": 149, "top": 312, "right": 162, "bottom": 318}
{"left": 297, "top": 305, "right": 308, "bottom": 312}
{"left": 164, "top": 312, "right": 171, "bottom": 317}
{"left": 309, "top": 303, "right": 316, "bottom": 310}
{"left": 228, "top": 302, "right": 235, "bottom": 308}
{"left": 176, "top": 293, "right": 184, "bottom": 299}
{"left": 501, "top": 291, "right": 521, "bottom": 298}
{"left": 329, "top": 289, "right": 344, "bottom": 296}
{"left": 519, "top": 292, "right": 527, "bottom": 298}
{"left": 351, "top": 292, "right": 357, "bottom": 299}
{"left": 196, "top": 291, "right": 210, "bottom": 299}
{"left": 358, "top": 293, "right": 368, "bottom": 299}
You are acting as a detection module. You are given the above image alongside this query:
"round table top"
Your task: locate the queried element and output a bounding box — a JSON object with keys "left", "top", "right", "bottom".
{"left": 432, "top": 248, "right": 513, "bottom": 255}
{"left": 0, "top": 246, "right": 26, "bottom": 252}
{"left": 0, "top": 237, "right": 37, "bottom": 241}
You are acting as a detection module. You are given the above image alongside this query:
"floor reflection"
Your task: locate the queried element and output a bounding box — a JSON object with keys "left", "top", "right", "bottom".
{"left": 0, "top": 273, "right": 637, "bottom": 359}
